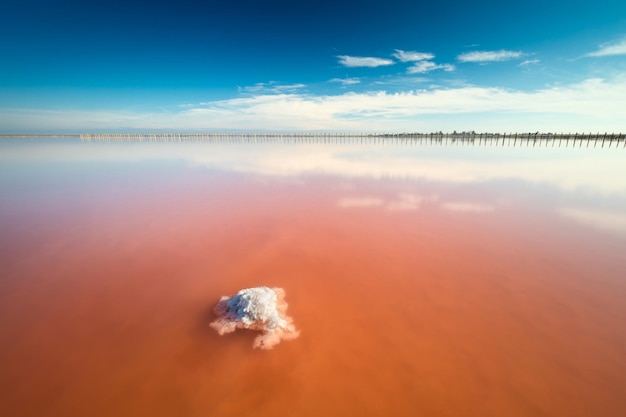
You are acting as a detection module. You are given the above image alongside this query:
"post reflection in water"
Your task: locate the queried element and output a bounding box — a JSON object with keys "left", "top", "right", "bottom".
{"left": 0, "top": 137, "right": 625, "bottom": 417}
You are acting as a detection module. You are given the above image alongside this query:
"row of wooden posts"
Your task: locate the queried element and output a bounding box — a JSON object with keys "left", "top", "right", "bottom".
{"left": 78, "top": 132, "right": 626, "bottom": 147}
{"left": 80, "top": 132, "right": 626, "bottom": 147}
{"left": 79, "top": 132, "right": 624, "bottom": 139}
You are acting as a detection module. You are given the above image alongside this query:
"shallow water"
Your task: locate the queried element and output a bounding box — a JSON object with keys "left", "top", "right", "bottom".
{"left": 1, "top": 137, "right": 625, "bottom": 416}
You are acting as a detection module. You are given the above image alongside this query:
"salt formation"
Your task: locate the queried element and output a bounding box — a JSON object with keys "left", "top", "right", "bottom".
{"left": 210, "top": 286, "right": 300, "bottom": 349}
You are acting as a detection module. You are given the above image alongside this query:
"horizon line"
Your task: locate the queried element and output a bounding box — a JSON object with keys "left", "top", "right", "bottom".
{"left": 2, "top": 131, "right": 625, "bottom": 138}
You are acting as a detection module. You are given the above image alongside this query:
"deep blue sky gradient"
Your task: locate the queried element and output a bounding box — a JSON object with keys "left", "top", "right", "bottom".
{"left": 1, "top": 0, "right": 626, "bottom": 131}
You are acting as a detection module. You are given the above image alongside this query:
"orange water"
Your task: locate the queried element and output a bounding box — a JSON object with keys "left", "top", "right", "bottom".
{"left": 1, "top": 169, "right": 625, "bottom": 417}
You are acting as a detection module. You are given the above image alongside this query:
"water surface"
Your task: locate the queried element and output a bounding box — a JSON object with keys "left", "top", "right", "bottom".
{"left": 1, "top": 137, "right": 625, "bottom": 416}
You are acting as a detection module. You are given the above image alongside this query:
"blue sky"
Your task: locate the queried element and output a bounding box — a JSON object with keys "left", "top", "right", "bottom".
{"left": 1, "top": 0, "right": 626, "bottom": 132}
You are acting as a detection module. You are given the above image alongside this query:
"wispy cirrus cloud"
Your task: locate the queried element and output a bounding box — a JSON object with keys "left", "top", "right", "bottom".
{"left": 329, "top": 77, "right": 361, "bottom": 86}
{"left": 585, "top": 37, "right": 626, "bottom": 57}
{"left": 457, "top": 50, "right": 524, "bottom": 63}
{"left": 372, "top": 75, "right": 430, "bottom": 86}
{"left": 337, "top": 55, "right": 395, "bottom": 68}
{"left": 392, "top": 49, "right": 454, "bottom": 74}
{"left": 408, "top": 61, "right": 455, "bottom": 74}
{"left": 519, "top": 59, "right": 540, "bottom": 66}
{"left": 392, "top": 49, "right": 435, "bottom": 62}
{"left": 239, "top": 82, "right": 306, "bottom": 94}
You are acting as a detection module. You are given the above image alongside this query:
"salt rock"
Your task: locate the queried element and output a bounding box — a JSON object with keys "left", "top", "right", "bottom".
{"left": 210, "top": 286, "right": 299, "bottom": 349}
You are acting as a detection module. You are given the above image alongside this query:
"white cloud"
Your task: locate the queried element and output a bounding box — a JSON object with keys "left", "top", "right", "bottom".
{"left": 407, "top": 62, "right": 455, "bottom": 74}
{"left": 457, "top": 50, "right": 524, "bottom": 63}
{"left": 392, "top": 49, "right": 435, "bottom": 62}
{"left": 391, "top": 49, "right": 454, "bottom": 74}
{"left": 2, "top": 76, "right": 626, "bottom": 133}
{"left": 585, "top": 37, "right": 626, "bottom": 57}
{"left": 519, "top": 59, "right": 540, "bottom": 66}
{"left": 373, "top": 75, "right": 430, "bottom": 86}
{"left": 239, "top": 82, "right": 306, "bottom": 94}
{"left": 329, "top": 77, "right": 361, "bottom": 86}
{"left": 337, "top": 55, "right": 395, "bottom": 67}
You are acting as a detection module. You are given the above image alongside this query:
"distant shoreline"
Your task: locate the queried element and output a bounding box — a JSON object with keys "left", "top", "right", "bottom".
{"left": 1, "top": 132, "right": 624, "bottom": 137}
{"left": 2, "top": 132, "right": 624, "bottom": 147}
{"left": 0, "top": 134, "right": 81, "bottom": 138}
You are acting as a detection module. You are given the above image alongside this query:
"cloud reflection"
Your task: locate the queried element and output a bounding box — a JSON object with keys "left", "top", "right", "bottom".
{"left": 338, "top": 193, "right": 447, "bottom": 212}
{"left": 557, "top": 207, "right": 626, "bottom": 235}
{"left": 386, "top": 193, "right": 426, "bottom": 211}
{"left": 442, "top": 202, "right": 496, "bottom": 213}
{"left": 337, "top": 197, "right": 384, "bottom": 208}
{"left": 2, "top": 140, "right": 626, "bottom": 197}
